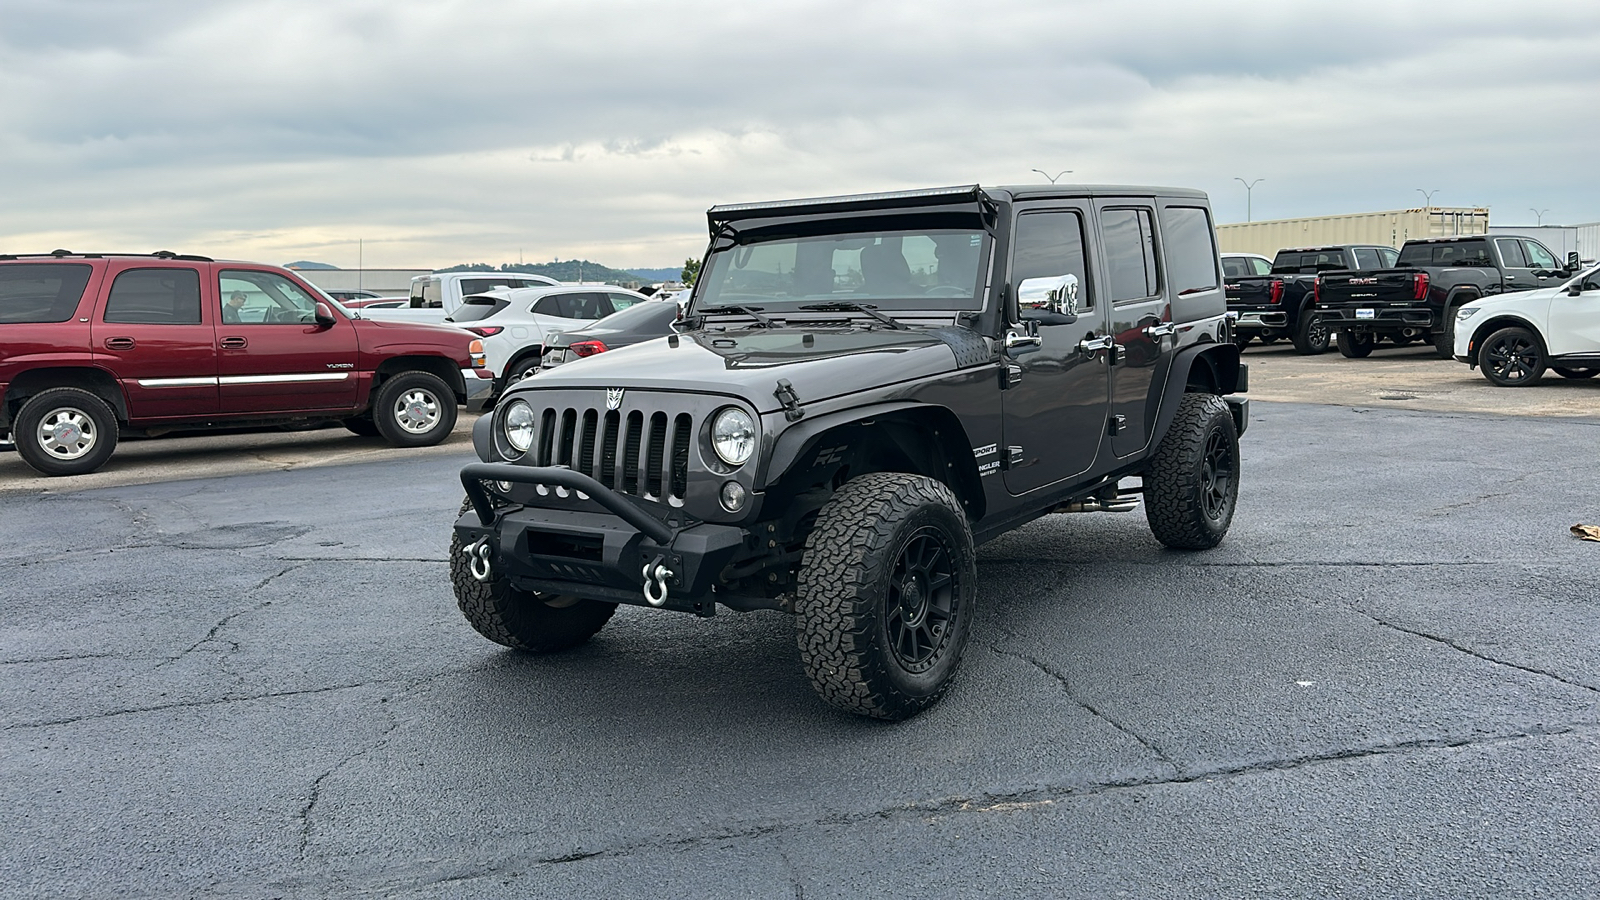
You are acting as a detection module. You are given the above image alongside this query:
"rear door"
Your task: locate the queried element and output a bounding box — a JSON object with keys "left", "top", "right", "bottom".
{"left": 92, "top": 262, "right": 218, "bottom": 419}
{"left": 216, "top": 268, "right": 359, "bottom": 413}
{"left": 1096, "top": 199, "right": 1173, "bottom": 457}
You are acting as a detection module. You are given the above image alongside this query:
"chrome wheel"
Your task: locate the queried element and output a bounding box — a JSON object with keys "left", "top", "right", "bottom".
{"left": 886, "top": 527, "right": 960, "bottom": 673}
{"left": 1200, "top": 428, "right": 1235, "bottom": 521}
{"left": 393, "top": 388, "right": 442, "bottom": 434}
{"left": 37, "top": 407, "right": 97, "bottom": 460}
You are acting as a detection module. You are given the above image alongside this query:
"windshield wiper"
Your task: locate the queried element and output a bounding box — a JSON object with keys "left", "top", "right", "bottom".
{"left": 797, "top": 301, "right": 906, "bottom": 330}
{"left": 702, "top": 305, "right": 777, "bottom": 328}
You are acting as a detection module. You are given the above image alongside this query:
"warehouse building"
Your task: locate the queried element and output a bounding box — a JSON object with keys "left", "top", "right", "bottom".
{"left": 1485, "top": 224, "right": 1600, "bottom": 264}
{"left": 1216, "top": 207, "right": 1489, "bottom": 257}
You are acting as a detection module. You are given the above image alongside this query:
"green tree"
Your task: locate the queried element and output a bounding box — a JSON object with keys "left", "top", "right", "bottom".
{"left": 681, "top": 257, "right": 701, "bottom": 285}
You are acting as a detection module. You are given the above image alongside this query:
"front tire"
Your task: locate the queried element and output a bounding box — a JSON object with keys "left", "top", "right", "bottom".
{"left": 1144, "top": 393, "right": 1239, "bottom": 550}
{"left": 372, "top": 371, "right": 457, "bottom": 447}
{"left": 796, "top": 472, "right": 977, "bottom": 721}
{"left": 1477, "top": 327, "right": 1546, "bottom": 387}
{"left": 1337, "top": 330, "right": 1374, "bottom": 358}
{"left": 450, "top": 500, "right": 616, "bottom": 651}
{"left": 13, "top": 387, "right": 120, "bottom": 476}
{"left": 1290, "top": 311, "right": 1330, "bottom": 354}
{"left": 1432, "top": 303, "right": 1463, "bottom": 359}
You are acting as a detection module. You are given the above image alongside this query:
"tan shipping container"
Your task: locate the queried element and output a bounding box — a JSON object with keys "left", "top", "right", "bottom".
{"left": 1216, "top": 207, "right": 1489, "bottom": 258}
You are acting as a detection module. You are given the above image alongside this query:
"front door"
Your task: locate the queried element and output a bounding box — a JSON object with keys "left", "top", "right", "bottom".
{"left": 1546, "top": 270, "right": 1600, "bottom": 356}
{"left": 216, "top": 269, "right": 359, "bottom": 413}
{"left": 92, "top": 263, "right": 219, "bottom": 419}
{"left": 1096, "top": 201, "right": 1173, "bottom": 457}
{"left": 1001, "top": 204, "right": 1110, "bottom": 494}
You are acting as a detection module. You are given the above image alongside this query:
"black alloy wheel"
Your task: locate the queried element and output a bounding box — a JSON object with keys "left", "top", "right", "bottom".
{"left": 885, "top": 528, "right": 959, "bottom": 673}
{"left": 1552, "top": 367, "right": 1599, "bottom": 379}
{"left": 1144, "top": 393, "right": 1240, "bottom": 550}
{"left": 1291, "top": 311, "right": 1330, "bottom": 354}
{"left": 1478, "top": 327, "right": 1547, "bottom": 387}
{"left": 1199, "top": 428, "right": 1235, "bottom": 522}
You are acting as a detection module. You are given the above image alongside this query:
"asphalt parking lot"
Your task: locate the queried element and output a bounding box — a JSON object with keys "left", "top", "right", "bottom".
{"left": 3, "top": 359, "right": 1599, "bottom": 897}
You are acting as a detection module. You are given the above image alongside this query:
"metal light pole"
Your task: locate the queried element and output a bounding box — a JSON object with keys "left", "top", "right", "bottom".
{"left": 1531, "top": 208, "right": 1550, "bottom": 226}
{"left": 1416, "top": 188, "right": 1438, "bottom": 208}
{"left": 1031, "top": 169, "right": 1072, "bottom": 184}
{"left": 1234, "top": 178, "right": 1263, "bottom": 222}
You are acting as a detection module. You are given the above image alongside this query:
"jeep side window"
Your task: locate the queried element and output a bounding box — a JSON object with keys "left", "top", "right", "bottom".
{"left": 218, "top": 271, "right": 321, "bottom": 325}
{"left": 1159, "top": 206, "right": 1218, "bottom": 296}
{"left": 1495, "top": 239, "right": 1528, "bottom": 268}
{"left": 1102, "top": 208, "right": 1159, "bottom": 302}
{"left": 1012, "top": 210, "right": 1092, "bottom": 310}
{"left": 104, "top": 268, "right": 203, "bottom": 325}
{"left": 1523, "top": 241, "right": 1559, "bottom": 271}
{"left": 0, "top": 263, "right": 93, "bottom": 324}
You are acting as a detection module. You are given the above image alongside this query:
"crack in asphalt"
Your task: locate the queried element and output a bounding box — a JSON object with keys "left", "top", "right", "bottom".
{"left": 0, "top": 652, "right": 121, "bottom": 666}
{"left": 6, "top": 682, "right": 378, "bottom": 730}
{"left": 155, "top": 565, "right": 302, "bottom": 670}
{"left": 1355, "top": 607, "right": 1599, "bottom": 695}
{"left": 989, "top": 644, "right": 1180, "bottom": 774}
{"left": 340, "top": 721, "right": 1592, "bottom": 895}
{"left": 296, "top": 693, "right": 406, "bottom": 861}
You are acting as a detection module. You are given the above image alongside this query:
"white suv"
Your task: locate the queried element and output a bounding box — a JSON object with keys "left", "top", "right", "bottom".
{"left": 1454, "top": 263, "right": 1600, "bottom": 385}
{"left": 447, "top": 284, "right": 651, "bottom": 387}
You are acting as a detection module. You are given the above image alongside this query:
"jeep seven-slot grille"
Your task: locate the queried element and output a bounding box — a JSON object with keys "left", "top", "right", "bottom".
{"left": 529, "top": 403, "right": 693, "bottom": 501}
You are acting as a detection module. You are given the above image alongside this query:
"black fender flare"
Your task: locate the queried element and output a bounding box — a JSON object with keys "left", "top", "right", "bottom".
{"left": 1148, "top": 342, "right": 1244, "bottom": 450}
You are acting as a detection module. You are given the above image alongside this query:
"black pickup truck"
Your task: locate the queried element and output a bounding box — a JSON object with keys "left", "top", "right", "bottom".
{"left": 1227, "top": 245, "right": 1397, "bottom": 354}
{"left": 1315, "top": 235, "right": 1581, "bottom": 358}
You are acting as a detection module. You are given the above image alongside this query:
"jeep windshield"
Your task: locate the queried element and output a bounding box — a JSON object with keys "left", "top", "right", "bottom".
{"left": 696, "top": 228, "right": 988, "bottom": 313}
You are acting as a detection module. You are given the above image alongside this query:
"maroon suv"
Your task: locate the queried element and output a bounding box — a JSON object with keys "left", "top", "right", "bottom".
{"left": 0, "top": 252, "right": 496, "bottom": 476}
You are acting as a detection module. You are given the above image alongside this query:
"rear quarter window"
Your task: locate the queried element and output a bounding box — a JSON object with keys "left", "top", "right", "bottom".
{"left": 1159, "top": 207, "right": 1219, "bottom": 295}
{"left": 0, "top": 264, "right": 94, "bottom": 323}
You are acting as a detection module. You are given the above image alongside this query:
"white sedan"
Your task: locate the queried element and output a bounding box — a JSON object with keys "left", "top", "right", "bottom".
{"left": 1454, "top": 263, "right": 1600, "bottom": 386}
{"left": 446, "top": 284, "right": 652, "bottom": 387}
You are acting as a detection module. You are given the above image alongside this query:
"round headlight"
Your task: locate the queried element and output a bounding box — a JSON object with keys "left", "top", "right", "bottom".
{"left": 504, "top": 400, "right": 536, "bottom": 453}
{"left": 711, "top": 407, "right": 756, "bottom": 467}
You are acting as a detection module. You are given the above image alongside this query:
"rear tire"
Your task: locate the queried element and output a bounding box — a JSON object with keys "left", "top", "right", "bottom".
{"left": 1432, "top": 302, "right": 1464, "bottom": 359}
{"left": 796, "top": 472, "right": 977, "bottom": 720}
{"left": 13, "top": 387, "right": 119, "bottom": 477}
{"left": 1290, "top": 311, "right": 1330, "bottom": 354}
{"left": 1552, "top": 367, "right": 1599, "bottom": 379}
{"left": 1144, "top": 393, "right": 1239, "bottom": 550}
{"left": 372, "top": 371, "right": 457, "bottom": 447}
{"left": 1477, "top": 327, "right": 1546, "bottom": 387}
{"left": 449, "top": 499, "right": 616, "bottom": 651}
{"left": 1336, "top": 331, "right": 1374, "bottom": 358}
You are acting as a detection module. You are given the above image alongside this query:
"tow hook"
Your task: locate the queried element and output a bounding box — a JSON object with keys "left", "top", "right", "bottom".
{"left": 463, "top": 536, "right": 494, "bottom": 583}
{"left": 642, "top": 554, "right": 675, "bottom": 607}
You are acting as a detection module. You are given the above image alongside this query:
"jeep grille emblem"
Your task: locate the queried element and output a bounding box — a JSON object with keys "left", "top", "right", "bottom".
{"left": 606, "top": 388, "right": 625, "bottom": 410}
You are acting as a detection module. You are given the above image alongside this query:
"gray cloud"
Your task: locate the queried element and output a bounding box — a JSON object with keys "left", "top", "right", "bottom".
{"left": 3, "top": 0, "right": 1599, "bottom": 266}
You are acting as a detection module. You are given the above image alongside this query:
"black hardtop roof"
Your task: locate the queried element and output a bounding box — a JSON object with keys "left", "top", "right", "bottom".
{"left": 706, "top": 183, "right": 1208, "bottom": 224}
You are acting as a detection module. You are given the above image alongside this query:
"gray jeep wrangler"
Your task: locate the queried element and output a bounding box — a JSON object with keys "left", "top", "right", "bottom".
{"left": 451, "top": 184, "right": 1248, "bottom": 720}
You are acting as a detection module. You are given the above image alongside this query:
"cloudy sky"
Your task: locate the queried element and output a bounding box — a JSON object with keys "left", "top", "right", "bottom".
{"left": 3, "top": 0, "right": 1598, "bottom": 270}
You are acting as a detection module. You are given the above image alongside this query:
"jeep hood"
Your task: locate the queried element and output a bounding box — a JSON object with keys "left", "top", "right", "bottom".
{"left": 510, "top": 327, "right": 978, "bottom": 413}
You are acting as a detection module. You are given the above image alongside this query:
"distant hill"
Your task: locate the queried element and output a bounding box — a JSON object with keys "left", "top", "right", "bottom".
{"left": 283, "top": 260, "right": 338, "bottom": 270}
{"left": 435, "top": 261, "right": 679, "bottom": 288}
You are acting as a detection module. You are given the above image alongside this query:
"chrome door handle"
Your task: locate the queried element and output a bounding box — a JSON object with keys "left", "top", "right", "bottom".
{"left": 1145, "top": 322, "right": 1176, "bottom": 337}
{"left": 1004, "top": 330, "right": 1042, "bottom": 350}
{"left": 1079, "top": 335, "right": 1114, "bottom": 354}
{"left": 220, "top": 336, "right": 248, "bottom": 349}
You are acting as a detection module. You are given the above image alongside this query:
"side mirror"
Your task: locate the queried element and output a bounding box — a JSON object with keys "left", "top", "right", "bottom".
{"left": 1017, "top": 274, "right": 1081, "bottom": 325}
{"left": 1568, "top": 251, "right": 1582, "bottom": 272}
{"left": 1568, "top": 283, "right": 1583, "bottom": 297}
{"left": 313, "top": 301, "right": 336, "bottom": 327}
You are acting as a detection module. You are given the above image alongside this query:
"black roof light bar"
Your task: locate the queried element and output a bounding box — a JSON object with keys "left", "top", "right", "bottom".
{"left": 708, "top": 185, "right": 990, "bottom": 224}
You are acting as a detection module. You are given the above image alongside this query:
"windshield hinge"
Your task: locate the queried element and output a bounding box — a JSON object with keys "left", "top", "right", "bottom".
{"left": 774, "top": 379, "right": 804, "bottom": 422}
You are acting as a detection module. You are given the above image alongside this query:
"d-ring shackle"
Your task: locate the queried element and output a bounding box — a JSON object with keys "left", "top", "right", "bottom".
{"left": 463, "top": 536, "right": 493, "bottom": 582}
{"left": 642, "top": 555, "right": 674, "bottom": 607}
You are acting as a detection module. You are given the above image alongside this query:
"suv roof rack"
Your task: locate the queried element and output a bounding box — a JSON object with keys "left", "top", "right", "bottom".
{"left": 0, "top": 250, "right": 215, "bottom": 262}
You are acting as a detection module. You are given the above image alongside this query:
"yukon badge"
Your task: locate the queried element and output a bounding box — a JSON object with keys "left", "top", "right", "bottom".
{"left": 606, "top": 388, "right": 625, "bottom": 410}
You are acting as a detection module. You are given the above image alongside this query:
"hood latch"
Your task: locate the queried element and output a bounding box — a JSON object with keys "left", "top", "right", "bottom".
{"left": 774, "top": 379, "right": 804, "bottom": 422}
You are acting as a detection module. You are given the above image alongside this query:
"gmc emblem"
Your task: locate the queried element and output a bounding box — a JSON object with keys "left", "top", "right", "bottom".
{"left": 1349, "top": 277, "right": 1378, "bottom": 285}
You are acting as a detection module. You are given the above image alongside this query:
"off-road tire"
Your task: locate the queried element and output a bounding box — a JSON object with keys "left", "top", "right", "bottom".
{"left": 1233, "top": 333, "right": 1251, "bottom": 350}
{"left": 373, "top": 371, "right": 457, "bottom": 447}
{"left": 1477, "top": 326, "right": 1546, "bottom": 387}
{"left": 1337, "top": 330, "right": 1374, "bottom": 358}
{"left": 1432, "top": 301, "right": 1464, "bottom": 359}
{"left": 795, "top": 472, "right": 977, "bottom": 721}
{"left": 13, "top": 387, "right": 120, "bottom": 476}
{"left": 1144, "top": 393, "right": 1239, "bottom": 550}
{"left": 1552, "top": 367, "right": 1598, "bottom": 379}
{"left": 1290, "top": 311, "right": 1330, "bottom": 354}
{"left": 449, "top": 499, "right": 616, "bottom": 651}
{"left": 342, "top": 416, "right": 380, "bottom": 437}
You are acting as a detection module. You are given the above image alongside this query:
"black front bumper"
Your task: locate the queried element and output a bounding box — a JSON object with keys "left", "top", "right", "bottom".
{"left": 457, "top": 463, "right": 746, "bottom": 616}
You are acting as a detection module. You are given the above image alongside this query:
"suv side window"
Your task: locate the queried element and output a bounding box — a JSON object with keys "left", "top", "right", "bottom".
{"left": 1380, "top": 248, "right": 1399, "bottom": 267}
{"left": 606, "top": 292, "right": 641, "bottom": 314}
{"left": 0, "top": 263, "right": 93, "bottom": 324}
{"left": 1354, "top": 248, "right": 1382, "bottom": 269}
{"left": 533, "top": 292, "right": 608, "bottom": 319}
{"left": 104, "top": 268, "right": 202, "bottom": 324}
{"left": 1495, "top": 239, "right": 1528, "bottom": 268}
{"left": 219, "top": 271, "right": 321, "bottom": 325}
{"left": 1221, "top": 257, "right": 1249, "bottom": 278}
{"left": 1249, "top": 257, "right": 1272, "bottom": 276}
{"left": 1158, "top": 206, "right": 1217, "bottom": 296}
{"left": 1102, "top": 208, "right": 1160, "bottom": 301}
{"left": 1523, "top": 241, "right": 1559, "bottom": 270}
{"left": 1012, "top": 210, "right": 1094, "bottom": 310}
